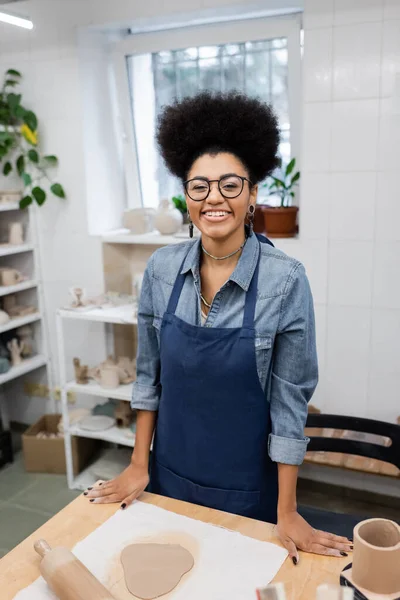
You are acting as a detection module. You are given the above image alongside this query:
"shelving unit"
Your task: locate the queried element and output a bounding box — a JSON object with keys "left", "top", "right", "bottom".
{"left": 0, "top": 202, "right": 52, "bottom": 433}
{"left": 56, "top": 304, "right": 137, "bottom": 489}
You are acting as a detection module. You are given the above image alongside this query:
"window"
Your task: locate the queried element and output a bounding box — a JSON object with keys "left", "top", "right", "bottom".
{"left": 114, "top": 16, "right": 301, "bottom": 209}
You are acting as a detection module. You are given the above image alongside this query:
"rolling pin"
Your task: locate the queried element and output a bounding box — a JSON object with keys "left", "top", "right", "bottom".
{"left": 34, "top": 539, "right": 117, "bottom": 600}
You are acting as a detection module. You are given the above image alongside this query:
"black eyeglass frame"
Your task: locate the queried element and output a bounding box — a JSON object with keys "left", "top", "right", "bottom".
{"left": 183, "top": 175, "right": 253, "bottom": 202}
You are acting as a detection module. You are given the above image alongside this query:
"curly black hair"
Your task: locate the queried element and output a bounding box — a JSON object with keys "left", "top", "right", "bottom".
{"left": 156, "top": 91, "right": 280, "bottom": 184}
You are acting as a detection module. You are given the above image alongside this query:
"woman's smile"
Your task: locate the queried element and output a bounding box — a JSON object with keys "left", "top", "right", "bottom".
{"left": 201, "top": 209, "right": 232, "bottom": 223}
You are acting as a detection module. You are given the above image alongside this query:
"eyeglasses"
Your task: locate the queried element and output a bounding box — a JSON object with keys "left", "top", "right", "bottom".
{"left": 184, "top": 175, "right": 253, "bottom": 202}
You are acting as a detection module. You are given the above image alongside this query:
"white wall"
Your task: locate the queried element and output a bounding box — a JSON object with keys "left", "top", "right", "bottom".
{"left": 1, "top": 0, "right": 399, "bottom": 425}
{"left": 281, "top": 0, "right": 399, "bottom": 424}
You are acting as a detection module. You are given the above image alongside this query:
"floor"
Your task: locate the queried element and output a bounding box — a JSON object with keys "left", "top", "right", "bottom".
{"left": 1, "top": 438, "right": 399, "bottom": 559}
{"left": 0, "top": 451, "right": 80, "bottom": 558}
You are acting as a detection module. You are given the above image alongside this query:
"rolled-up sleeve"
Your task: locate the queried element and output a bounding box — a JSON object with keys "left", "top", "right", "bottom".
{"left": 131, "top": 255, "right": 161, "bottom": 411}
{"left": 268, "top": 262, "right": 318, "bottom": 465}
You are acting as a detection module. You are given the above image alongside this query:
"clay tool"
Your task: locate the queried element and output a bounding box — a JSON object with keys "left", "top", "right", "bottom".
{"left": 256, "top": 582, "right": 286, "bottom": 599}
{"left": 34, "top": 539, "right": 117, "bottom": 600}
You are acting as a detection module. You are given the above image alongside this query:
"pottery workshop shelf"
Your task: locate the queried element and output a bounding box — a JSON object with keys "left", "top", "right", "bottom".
{"left": 66, "top": 380, "right": 133, "bottom": 402}
{"left": 69, "top": 422, "right": 135, "bottom": 448}
{"left": 0, "top": 243, "right": 34, "bottom": 257}
{"left": 58, "top": 304, "right": 136, "bottom": 325}
{"left": 71, "top": 448, "right": 133, "bottom": 490}
{"left": 57, "top": 304, "right": 137, "bottom": 489}
{"left": 0, "top": 312, "right": 41, "bottom": 335}
{"left": 0, "top": 279, "right": 38, "bottom": 297}
{"left": 0, "top": 354, "right": 47, "bottom": 385}
{"left": 0, "top": 202, "right": 20, "bottom": 212}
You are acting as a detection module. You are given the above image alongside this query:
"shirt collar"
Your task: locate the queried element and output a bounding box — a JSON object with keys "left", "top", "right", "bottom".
{"left": 180, "top": 232, "right": 260, "bottom": 292}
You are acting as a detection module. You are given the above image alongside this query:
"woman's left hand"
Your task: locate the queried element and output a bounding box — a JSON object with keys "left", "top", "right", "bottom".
{"left": 276, "top": 510, "right": 353, "bottom": 564}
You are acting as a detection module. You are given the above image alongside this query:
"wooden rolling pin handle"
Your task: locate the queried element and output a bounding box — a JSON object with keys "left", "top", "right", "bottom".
{"left": 34, "top": 539, "right": 52, "bottom": 558}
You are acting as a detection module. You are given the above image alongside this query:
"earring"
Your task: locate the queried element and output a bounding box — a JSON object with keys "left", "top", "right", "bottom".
{"left": 188, "top": 214, "right": 194, "bottom": 238}
{"left": 247, "top": 204, "right": 255, "bottom": 237}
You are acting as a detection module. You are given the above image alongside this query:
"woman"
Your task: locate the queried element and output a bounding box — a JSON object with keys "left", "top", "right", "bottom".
{"left": 86, "top": 92, "right": 351, "bottom": 563}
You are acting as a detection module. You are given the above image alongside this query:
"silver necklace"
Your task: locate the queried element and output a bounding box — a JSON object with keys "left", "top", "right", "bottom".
{"left": 200, "top": 293, "right": 212, "bottom": 308}
{"left": 201, "top": 239, "right": 246, "bottom": 261}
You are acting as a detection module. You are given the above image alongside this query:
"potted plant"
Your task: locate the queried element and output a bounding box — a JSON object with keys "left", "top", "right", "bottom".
{"left": 261, "top": 158, "right": 300, "bottom": 238}
{"left": 0, "top": 68, "right": 65, "bottom": 209}
{"left": 171, "top": 194, "right": 189, "bottom": 223}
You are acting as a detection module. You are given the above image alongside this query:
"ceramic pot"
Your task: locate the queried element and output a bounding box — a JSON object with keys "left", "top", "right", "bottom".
{"left": 0, "top": 268, "right": 24, "bottom": 286}
{"left": 9, "top": 222, "right": 24, "bottom": 245}
{"left": 99, "top": 366, "right": 120, "bottom": 389}
{"left": 123, "top": 208, "right": 155, "bottom": 234}
{"left": 263, "top": 206, "right": 298, "bottom": 238}
{"left": 0, "top": 310, "right": 10, "bottom": 325}
{"left": 352, "top": 518, "right": 400, "bottom": 595}
{"left": 154, "top": 199, "right": 183, "bottom": 235}
{"left": 254, "top": 205, "right": 266, "bottom": 234}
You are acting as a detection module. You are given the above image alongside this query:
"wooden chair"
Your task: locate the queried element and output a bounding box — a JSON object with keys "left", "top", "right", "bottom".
{"left": 298, "top": 414, "right": 400, "bottom": 538}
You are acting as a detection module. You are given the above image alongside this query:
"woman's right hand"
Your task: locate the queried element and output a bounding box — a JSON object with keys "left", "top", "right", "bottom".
{"left": 84, "top": 459, "right": 150, "bottom": 509}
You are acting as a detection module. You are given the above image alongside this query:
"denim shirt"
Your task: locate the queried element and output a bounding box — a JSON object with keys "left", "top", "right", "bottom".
{"left": 131, "top": 232, "right": 318, "bottom": 466}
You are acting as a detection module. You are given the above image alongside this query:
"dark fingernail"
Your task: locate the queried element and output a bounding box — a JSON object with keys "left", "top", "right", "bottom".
{"left": 121, "top": 503, "right": 126, "bottom": 510}
{"left": 83, "top": 492, "right": 88, "bottom": 496}
{"left": 292, "top": 556, "right": 298, "bottom": 566}
{"left": 99, "top": 482, "right": 103, "bottom": 486}
{"left": 87, "top": 487, "right": 92, "bottom": 490}
{"left": 90, "top": 499, "right": 95, "bottom": 503}
{"left": 340, "top": 551, "right": 348, "bottom": 557}
{"left": 350, "top": 545, "right": 354, "bottom": 550}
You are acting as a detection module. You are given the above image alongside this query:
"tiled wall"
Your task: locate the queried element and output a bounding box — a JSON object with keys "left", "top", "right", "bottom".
{"left": 284, "top": 0, "right": 399, "bottom": 422}
{"left": 0, "top": 0, "right": 399, "bottom": 423}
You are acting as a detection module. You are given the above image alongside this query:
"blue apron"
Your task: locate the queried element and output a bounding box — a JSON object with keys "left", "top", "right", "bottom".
{"left": 150, "top": 236, "right": 278, "bottom": 523}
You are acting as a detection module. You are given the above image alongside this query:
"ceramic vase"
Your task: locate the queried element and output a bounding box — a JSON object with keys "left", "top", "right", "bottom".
{"left": 154, "top": 198, "right": 183, "bottom": 235}
{"left": 8, "top": 222, "right": 24, "bottom": 245}
{"left": 99, "top": 366, "right": 120, "bottom": 389}
{"left": 352, "top": 518, "right": 400, "bottom": 595}
{"left": 123, "top": 208, "right": 155, "bottom": 234}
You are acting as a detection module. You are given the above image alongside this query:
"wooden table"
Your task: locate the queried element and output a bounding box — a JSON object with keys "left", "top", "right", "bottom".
{"left": 0, "top": 491, "right": 348, "bottom": 600}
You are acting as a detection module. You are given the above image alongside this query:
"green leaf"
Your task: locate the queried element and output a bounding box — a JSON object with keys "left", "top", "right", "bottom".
{"left": 22, "top": 172, "right": 32, "bottom": 186}
{"left": 0, "top": 132, "right": 13, "bottom": 144}
{"left": 5, "top": 80, "right": 18, "bottom": 87}
{"left": 19, "top": 195, "right": 32, "bottom": 209}
{"left": 50, "top": 183, "right": 65, "bottom": 198}
{"left": 7, "top": 93, "right": 21, "bottom": 111}
{"left": 28, "top": 149, "right": 39, "bottom": 163}
{"left": 3, "top": 161, "right": 12, "bottom": 176}
{"left": 15, "top": 105, "right": 25, "bottom": 119}
{"left": 271, "top": 177, "right": 285, "bottom": 187}
{"left": 291, "top": 171, "right": 300, "bottom": 185}
{"left": 285, "top": 158, "right": 296, "bottom": 177}
{"left": 23, "top": 111, "right": 38, "bottom": 131}
{"left": 32, "top": 186, "right": 46, "bottom": 206}
{"left": 16, "top": 154, "right": 25, "bottom": 176}
{"left": 43, "top": 155, "right": 58, "bottom": 166}
{"left": 6, "top": 69, "right": 22, "bottom": 78}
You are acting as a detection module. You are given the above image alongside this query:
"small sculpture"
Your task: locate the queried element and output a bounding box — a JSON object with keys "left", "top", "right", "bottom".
{"left": 73, "top": 357, "right": 89, "bottom": 384}
{"left": 0, "top": 268, "right": 26, "bottom": 287}
{"left": 2, "top": 294, "right": 36, "bottom": 317}
{"left": 7, "top": 338, "right": 24, "bottom": 366}
{"left": 89, "top": 356, "right": 136, "bottom": 386}
{"left": 69, "top": 286, "right": 86, "bottom": 308}
{"left": 8, "top": 222, "right": 24, "bottom": 245}
{"left": 16, "top": 325, "right": 34, "bottom": 357}
{"left": 0, "top": 310, "right": 10, "bottom": 325}
{"left": 115, "top": 401, "right": 134, "bottom": 428}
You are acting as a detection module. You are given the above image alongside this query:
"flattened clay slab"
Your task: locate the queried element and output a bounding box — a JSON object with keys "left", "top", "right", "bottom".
{"left": 121, "top": 543, "right": 194, "bottom": 599}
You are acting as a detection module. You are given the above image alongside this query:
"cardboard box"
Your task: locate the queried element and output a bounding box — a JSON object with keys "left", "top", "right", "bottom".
{"left": 22, "top": 414, "right": 98, "bottom": 475}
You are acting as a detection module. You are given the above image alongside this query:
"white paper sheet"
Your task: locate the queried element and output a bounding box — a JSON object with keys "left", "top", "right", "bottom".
{"left": 14, "top": 501, "right": 287, "bottom": 600}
